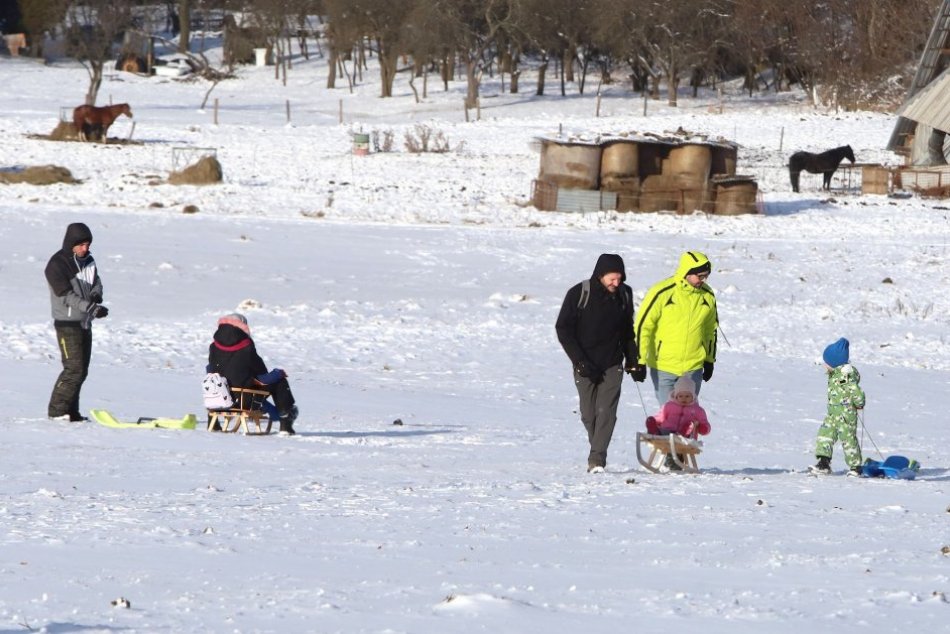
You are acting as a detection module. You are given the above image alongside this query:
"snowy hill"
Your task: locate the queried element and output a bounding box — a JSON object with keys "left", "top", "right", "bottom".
{"left": 1, "top": 48, "right": 949, "bottom": 633}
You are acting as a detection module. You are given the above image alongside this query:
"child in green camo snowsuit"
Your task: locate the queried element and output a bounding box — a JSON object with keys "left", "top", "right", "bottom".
{"left": 813, "top": 338, "right": 866, "bottom": 474}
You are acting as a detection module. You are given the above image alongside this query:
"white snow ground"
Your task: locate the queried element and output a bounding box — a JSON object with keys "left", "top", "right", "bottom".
{"left": 1, "top": 42, "right": 949, "bottom": 633}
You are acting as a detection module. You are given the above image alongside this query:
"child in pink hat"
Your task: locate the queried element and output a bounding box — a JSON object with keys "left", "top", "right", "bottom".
{"left": 645, "top": 375, "right": 711, "bottom": 438}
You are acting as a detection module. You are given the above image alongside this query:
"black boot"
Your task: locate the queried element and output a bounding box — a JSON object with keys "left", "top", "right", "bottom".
{"left": 278, "top": 405, "right": 298, "bottom": 435}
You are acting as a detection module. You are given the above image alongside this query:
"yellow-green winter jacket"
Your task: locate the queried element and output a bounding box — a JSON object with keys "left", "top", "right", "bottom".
{"left": 635, "top": 251, "right": 718, "bottom": 375}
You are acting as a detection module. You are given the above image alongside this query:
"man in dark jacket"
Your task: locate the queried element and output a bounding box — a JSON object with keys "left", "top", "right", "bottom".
{"left": 207, "top": 313, "right": 298, "bottom": 434}
{"left": 556, "top": 254, "right": 644, "bottom": 472}
{"left": 45, "top": 222, "right": 109, "bottom": 421}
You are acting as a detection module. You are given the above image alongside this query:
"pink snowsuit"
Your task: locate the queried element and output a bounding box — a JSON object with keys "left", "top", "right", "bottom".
{"left": 648, "top": 400, "right": 711, "bottom": 437}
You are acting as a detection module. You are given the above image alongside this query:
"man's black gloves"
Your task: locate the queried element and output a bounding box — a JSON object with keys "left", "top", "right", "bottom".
{"left": 575, "top": 360, "right": 603, "bottom": 383}
{"left": 625, "top": 364, "right": 646, "bottom": 382}
{"left": 702, "top": 361, "right": 714, "bottom": 382}
{"left": 94, "top": 305, "right": 109, "bottom": 318}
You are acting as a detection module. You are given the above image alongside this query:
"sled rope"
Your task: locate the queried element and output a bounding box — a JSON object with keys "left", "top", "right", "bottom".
{"left": 859, "top": 409, "right": 885, "bottom": 461}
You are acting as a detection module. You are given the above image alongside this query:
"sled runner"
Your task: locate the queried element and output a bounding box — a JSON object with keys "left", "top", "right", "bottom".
{"left": 90, "top": 409, "right": 198, "bottom": 430}
{"left": 636, "top": 432, "right": 703, "bottom": 474}
{"left": 207, "top": 386, "right": 273, "bottom": 435}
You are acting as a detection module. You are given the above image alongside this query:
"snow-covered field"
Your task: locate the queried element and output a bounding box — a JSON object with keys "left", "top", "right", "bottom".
{"left": 1, "top": 44, "right": 949, "bottom": 633}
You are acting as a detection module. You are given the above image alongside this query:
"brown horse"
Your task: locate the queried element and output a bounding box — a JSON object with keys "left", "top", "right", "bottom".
{"left": 72, "top": 103, "right": 133, "bottom": 143}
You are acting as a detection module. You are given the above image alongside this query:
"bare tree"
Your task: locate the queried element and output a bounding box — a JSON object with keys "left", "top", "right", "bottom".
{"left": 19, "top": 0, "right": 68, "bottom": 58}
{"left": 65, "top": 1, "right": 133, "bottom": 105}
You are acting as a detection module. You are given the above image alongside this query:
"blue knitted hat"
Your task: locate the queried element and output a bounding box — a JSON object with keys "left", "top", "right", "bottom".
{"left": 822, "top": 337, "right": 850, "bottom": 368}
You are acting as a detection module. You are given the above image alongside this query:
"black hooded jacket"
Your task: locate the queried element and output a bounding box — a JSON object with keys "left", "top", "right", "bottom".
{"left": 555, "top": 254, "right": 638, "bottom": 372}
{"left": 207, "top": 324, "right": 268, "bottom": 388}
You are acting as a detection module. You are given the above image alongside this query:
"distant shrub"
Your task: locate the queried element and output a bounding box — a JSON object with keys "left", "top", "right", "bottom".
{"left": 404, "top": 124, "right": 450, "bottom": 154}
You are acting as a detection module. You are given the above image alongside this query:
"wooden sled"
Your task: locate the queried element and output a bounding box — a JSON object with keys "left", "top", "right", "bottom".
{"left": 207, "top": 387, "right": 273, "bottom": 436}
{"left": 636, "top": 432, "right": 703, "bottom": 474}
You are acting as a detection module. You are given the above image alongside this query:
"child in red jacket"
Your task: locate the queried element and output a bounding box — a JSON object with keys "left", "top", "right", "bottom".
{"left": 645, "top": 375, "right": 711, "bottom": 438}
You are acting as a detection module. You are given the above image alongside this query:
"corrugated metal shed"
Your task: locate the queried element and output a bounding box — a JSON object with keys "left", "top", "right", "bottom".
{"left": 897, "top": 67, "right": 950, "bottom": 134}
{"left": 888, "top": 0, "right": 950, "bottom": 153}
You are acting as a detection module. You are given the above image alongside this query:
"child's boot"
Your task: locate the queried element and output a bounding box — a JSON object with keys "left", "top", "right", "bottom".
{"left": 811, "top": 456, "right": 831, "bottom": 474}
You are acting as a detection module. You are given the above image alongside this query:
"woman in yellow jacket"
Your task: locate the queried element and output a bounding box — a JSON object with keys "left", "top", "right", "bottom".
{"left": 635, "top": 251, "right": 718, "bottom": 406}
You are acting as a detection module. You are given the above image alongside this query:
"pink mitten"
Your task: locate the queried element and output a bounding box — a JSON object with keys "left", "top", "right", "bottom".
{"left": 682, "top": 422, "right": 696, "bottom": 437}
{"left": 646, "top": 416, "right": 659, "bottom": 435}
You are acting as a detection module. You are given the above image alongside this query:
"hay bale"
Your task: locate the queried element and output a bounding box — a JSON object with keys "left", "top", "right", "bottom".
{"left": 639, "top": 175, "right": 711, "bottom": 213}
{"left": 667, "top": 143, "right": 712, "bottom": 180}
{"left": 168, "top": 156, "right": 223, "bottom": 185}
{"left": 538, "top": 141, "right": 601, "bottom": 189}
{"left": 0, "top": 165, "right": 78, "bottom": 185}
{"left": 49, "top": 121, "right": 80, "bottom": 142}
{"left": 714, "top": 177, "right": 758, "bottom": 215}
{"left": 600, "top": 141, "right": 639, "bottom": 180}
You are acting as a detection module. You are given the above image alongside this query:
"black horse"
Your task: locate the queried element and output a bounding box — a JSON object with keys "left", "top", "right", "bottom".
{"left": 788, "top": 145, "right": 855, "bottom": 192}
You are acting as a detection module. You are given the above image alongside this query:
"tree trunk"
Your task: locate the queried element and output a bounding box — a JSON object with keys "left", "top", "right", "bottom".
{"left": 668, "top": 66, "right": 678, "bottom": 107}
{"left": 379, "top": 49, "right": 397, "bottom": 98}
{"left": 327, "top": 48, "right": 337, "bottom": 88}
{"left": 464, "top": 58, "right": 480, "bottom": 109}
{"left": 536, "top": 59, "right": 547, "bottom": 96}
{"left": 86, "top": 64, "right": 103, "bottom": 105}
{"left": 563, "top": 46, "right": 574, "bottom": 82}
{"left": 510, "top": 52, "right": 520, "bottom": 93}
{"left": 177, "top": 0, "right": 191, "bottom": 53}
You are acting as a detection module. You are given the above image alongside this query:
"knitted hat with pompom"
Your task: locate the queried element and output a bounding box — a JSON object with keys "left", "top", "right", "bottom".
{"left": 672, "top": 375, "right": 697, "bottom": 398}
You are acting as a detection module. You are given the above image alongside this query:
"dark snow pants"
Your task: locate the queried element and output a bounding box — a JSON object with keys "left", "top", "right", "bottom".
{"left": 48, "top": 324, "right": 92, "bottom": 418}
{"left": 574, "top": 364, "right": 623, "bottom": 468}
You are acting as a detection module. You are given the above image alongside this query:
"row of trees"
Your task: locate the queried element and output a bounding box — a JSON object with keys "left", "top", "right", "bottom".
{"left": 8, "top": 0, "right": 941, "bottom": 110}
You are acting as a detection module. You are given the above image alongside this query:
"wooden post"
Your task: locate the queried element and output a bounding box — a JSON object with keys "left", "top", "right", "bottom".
{"left": 128, "top": 121, "right": 136, "bottom": 141}
{"left": 779, "top": 126, "right": 784, "bottom": 153}
{"left": 285, "top": 99, "right": 291, "bottom": 124}
{"left": 596, "top": 93, "right": 602, "bottom": 117}
{"left": 214, "top": 98, "right": 219, "bottom": 125}
{"left": 718, "top": 87, "right": 723, "bottom": 114}
{"left": 464, "top": 100, "right": 469, "bottom": 122}
{"left": 643, "top": 90, "right": 647, "bottom": 116}
{"left": 338, "top": 99, "right": 343, "bottom": 124}
{"left": 476, "top": 97, "right": 481, "bottom": 121}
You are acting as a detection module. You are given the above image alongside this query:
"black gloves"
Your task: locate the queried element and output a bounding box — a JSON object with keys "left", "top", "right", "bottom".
{"left": 625, "top": 364, "right": 647, "bottom": 382}
{"left": 90, "top": 293, "right": 102, "bottom": 304}
{"left": 94, "top": 305, "right": 109, "bottom": 318}
{"left": 702, "top": 361, "right": 714, "bottom": 382}
{"left": 575, "top": 360, "right": 602, "bottom": 382}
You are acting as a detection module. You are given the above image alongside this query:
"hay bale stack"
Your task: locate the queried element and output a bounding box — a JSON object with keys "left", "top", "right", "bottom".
{"left": 0, "top": 165, "right": 78, "bottom": 185}
{"left": 168, "top": 156, "right": 223, "bottom": 185}
{"left": 538, "top": 141, "right": 601, "bottom": 189}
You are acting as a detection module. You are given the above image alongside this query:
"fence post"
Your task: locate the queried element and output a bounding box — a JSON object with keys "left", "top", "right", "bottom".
{"left": 286, "top": 99, "right": 291, "bottom": 124}
{"left": 214, "top": 98, "right": 219, "bottom": 125}
{"left": 596, "top": 93, "right": 602, "bottom": 117}
{"left": 338, "top": 99, "right": 343, "bottom": 124}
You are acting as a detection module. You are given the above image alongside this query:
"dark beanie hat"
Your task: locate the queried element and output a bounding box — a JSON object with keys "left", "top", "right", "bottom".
{"left": 822, "top": 337, "right": 850, "bottom": 368}
{"left": 686, "top": 261, "right": 711, "bottom": 277}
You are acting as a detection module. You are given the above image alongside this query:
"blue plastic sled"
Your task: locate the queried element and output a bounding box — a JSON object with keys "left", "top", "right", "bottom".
{"left": 860, "top": 455, "right": 920, "bottom": 480}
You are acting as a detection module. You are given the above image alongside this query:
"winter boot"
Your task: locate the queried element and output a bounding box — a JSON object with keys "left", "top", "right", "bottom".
{"left": 811, "top": 456, "right": 832, "bottom": 474}
{"left": 664, "top": 454, "right": 683, "bottom": 472}
{"left": 847, "top": 465, "right": 863, "bottom": 477}
{"left": 278, "top": 405, "right": 298, "bottom": 435}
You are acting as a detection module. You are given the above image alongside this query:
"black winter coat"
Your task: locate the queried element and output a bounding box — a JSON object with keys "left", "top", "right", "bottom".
{"left": 555, "top": 254, "right": 638, "bottom": 373}
{"left": 207, "top": 324, "right": 268, "bottom": 388}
